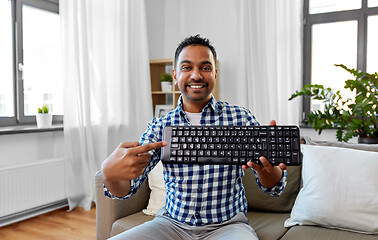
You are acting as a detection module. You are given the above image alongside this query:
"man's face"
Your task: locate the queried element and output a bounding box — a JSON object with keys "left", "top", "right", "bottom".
{"left": 173, "top": 45, "right": 217, "bottom": 106}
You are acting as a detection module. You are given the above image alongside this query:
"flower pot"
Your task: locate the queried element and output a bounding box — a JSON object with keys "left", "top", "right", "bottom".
{"left": 358, "top": 137, "right": 378, "bottom": 144}
{"left": 36, "top": 113, "right": 52, "bottom": 128}
{"left": 161, "top": 82, "right": 172, "bottom": 92}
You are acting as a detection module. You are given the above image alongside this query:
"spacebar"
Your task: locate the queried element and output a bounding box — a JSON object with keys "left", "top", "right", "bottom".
{"left": 197, "top": 157, "right": 232, "bottom": 164}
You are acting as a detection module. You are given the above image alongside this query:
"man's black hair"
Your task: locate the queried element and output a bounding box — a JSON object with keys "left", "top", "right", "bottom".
{"left": 174, "top": 34, "right": 217, "bottom": 69}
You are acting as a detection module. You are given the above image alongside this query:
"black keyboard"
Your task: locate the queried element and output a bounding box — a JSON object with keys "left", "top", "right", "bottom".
{"left": 161, "top": 125, "right": 301, "bottom": 166}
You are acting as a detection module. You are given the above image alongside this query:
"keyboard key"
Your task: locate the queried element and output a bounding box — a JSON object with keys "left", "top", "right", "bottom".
{"left": 254, "top": 151, "right": 267, "bottom": 157}
{"left": 292, "top": 151, "right": 300, "bottom": 164}
{"left": 198, "top": 157, "right": 232, "bottom": 164}
{"left": 270, "top": 158, "right": 283, "bottom": 165}
{"left": 292, "top": 138, "right": 299, "bottom": 150}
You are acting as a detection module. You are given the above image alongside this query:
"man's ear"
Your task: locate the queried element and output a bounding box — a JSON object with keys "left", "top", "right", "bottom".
{"left": 172, "top": 69, "right": 177, "bottom": 85}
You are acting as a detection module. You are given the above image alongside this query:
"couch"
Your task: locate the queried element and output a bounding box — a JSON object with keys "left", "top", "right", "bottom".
{"left": 95, "top": 139, "right": 378, "bottom": 240}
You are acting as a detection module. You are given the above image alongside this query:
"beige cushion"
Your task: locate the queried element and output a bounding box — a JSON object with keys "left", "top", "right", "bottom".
{"left": 243, "top": 166, "right": 302, "bottom": 213}
{"left": 111, "top": 212, "right": 155, "bottom": 237}
{"left": 247, "top": 211, "right": 290, "bottom": 240}
{"left": 281, "top": 226, "right": 378, "bottom": 240}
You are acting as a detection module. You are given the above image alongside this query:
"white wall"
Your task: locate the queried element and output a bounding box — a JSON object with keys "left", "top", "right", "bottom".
{"left": 0, "top": 131, "right": 65, "bottom": 220}
{"left": 145, "top": 0, "right": 166, "bottom": 59}
{"left": 0, "top": 131, "right": 64, "bottom": 169}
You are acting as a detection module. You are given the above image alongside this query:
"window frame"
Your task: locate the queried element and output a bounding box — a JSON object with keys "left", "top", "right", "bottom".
{"left": 302, "top": 0, "right": 378, "bottom": 122}
{"left": 0, "top": 0, "right": 62, "bottom": 127}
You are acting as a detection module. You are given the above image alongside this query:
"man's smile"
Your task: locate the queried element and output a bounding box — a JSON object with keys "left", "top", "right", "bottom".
{"left": 186, "top": 83, "right": 207, "bottom": 89}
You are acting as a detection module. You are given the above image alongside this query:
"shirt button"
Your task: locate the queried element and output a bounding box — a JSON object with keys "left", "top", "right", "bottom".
{"left": 195, "top": 212, "right": 200, "bottom": 217}
{"left": 198, "top": 188, "right": 202, "bottom": 192}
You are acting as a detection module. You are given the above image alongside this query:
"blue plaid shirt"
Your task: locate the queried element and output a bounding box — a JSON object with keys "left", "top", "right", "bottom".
{"left": 104, "top": 96, "right": 287, "bottom": 226}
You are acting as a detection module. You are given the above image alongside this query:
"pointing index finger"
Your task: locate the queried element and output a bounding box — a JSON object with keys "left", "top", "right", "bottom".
{"left": 130, "top": 141, "right": 167, "bottom": 155}
{"left": 119, "top": 142, "right": 140, "bottom": 148}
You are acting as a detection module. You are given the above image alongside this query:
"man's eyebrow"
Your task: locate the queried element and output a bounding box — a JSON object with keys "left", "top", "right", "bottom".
{"left": 179, "top": 60, "right": 213, "bottom": 65}
{"left": 179, "top": 60, "right": 192, "bottom": 65}
{"left": 200, "top": 60, "right": 213, "bottom": 65}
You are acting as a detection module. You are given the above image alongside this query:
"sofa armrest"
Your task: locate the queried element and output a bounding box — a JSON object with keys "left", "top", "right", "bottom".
{"left": 95, "top": 171, "right": 151, "bottom": 240}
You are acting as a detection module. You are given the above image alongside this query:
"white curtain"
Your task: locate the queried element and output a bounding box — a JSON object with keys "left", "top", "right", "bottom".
{"left": 60, "top": 0, "right": 152, "bottom": 211}
{"left": 236, "top": 0, "right": 303, "bottom": 125}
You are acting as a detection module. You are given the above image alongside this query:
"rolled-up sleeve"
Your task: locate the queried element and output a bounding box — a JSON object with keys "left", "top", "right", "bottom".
{"left": 251, "top": 169, "right": 288, "bottom": 197}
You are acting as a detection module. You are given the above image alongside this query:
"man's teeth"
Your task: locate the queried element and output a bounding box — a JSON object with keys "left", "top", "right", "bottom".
{"left": 189, "top": 85, "right": 204, "bottom": 89}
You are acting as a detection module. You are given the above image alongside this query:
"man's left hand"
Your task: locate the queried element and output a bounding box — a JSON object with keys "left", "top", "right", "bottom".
{"left": 241, "top": 120, "right": 287, "bottom": 188}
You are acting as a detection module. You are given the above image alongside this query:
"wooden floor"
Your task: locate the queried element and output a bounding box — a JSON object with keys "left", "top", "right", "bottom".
{"left": 0, "top": 206, "right": 96, "bottom": 240}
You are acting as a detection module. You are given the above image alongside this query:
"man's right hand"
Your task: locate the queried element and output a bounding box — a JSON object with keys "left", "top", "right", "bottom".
{"left": 101, "top": 141, "right": 167, "bottom": 197}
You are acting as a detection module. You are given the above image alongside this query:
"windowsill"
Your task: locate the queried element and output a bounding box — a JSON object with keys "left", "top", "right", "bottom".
{"left": 298, "top": 124, "right": 339, "bottom": 130}
{"left": 0, "top": 124, "right": 63, "bottom": 135}
{"left": 298, "top": 123, "right": 311, "bottom": 128}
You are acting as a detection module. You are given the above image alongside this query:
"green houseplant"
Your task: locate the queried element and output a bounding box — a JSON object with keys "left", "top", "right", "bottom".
{"left": 289, "top": 64, "right": 378, "bottom": 143}
{"left": 160, "top": 73, "right": 173, "bottom": 92}
{"left": 36, "top": 105, "right": 52, "bottom": 128}
{"left": 38, "top": 105, "right": 49, "bottom": 114}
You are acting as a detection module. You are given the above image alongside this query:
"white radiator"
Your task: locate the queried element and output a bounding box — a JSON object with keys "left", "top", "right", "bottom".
{"left": 0, "top": 158, "right": 66, "bottom": 220}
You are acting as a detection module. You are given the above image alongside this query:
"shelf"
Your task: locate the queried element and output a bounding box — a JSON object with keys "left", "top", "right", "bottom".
{"left": 150, "top": 59, "right": 176, "bottom": 117}
{"left": 150, "top": 58, "right": 173, "bottom": 64}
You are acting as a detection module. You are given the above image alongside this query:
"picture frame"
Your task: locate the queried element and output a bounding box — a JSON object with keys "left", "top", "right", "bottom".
{"left": 155, "top": 104, "right": 172, "bottom": 118}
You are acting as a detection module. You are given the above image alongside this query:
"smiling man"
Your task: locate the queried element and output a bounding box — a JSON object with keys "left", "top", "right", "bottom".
{"left": 101, "top": 35, "right": 288, "bottom": 240}
{"left": 173, "top": 42, "right": 216, "bottom": 112}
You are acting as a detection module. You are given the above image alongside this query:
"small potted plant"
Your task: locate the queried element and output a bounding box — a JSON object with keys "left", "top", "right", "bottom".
{"left": 289, "top": 64, "right": 378, "bottom": 143}
{"left": 36, "top": 105, "right": 52, "bottom": 128}
{"left": 160, "top": 73, "right": 173, "bottom": 92}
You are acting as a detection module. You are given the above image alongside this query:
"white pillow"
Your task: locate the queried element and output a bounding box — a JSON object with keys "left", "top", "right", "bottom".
{"left": 285, "top": 145, "right": 378, "bottom": 234}
{"left": 142, "top": 161, "right": 166, "bottom": 216}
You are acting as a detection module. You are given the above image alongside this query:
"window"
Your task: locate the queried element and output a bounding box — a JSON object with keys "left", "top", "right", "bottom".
{"left": 0, "top": 0, "right": 62, "bottom": 126}
{"left": 303, "top": 0, "right": 378, "bottom": 120}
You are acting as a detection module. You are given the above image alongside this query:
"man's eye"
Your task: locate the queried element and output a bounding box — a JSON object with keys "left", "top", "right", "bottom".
{"left": 181, "top": 66, "right": 191, "bottom": 71}
{"left": 202, "top": 66, "right": 212, "bottom": 71}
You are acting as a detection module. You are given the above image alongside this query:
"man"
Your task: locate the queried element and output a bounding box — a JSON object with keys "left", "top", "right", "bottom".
{"left": 101, "top": 35, "right": 287, "bottom": 240}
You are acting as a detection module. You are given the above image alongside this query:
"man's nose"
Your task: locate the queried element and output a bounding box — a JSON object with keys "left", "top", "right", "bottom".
{"left": 191, "top": 68, "right": 203, "bottom": 81}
